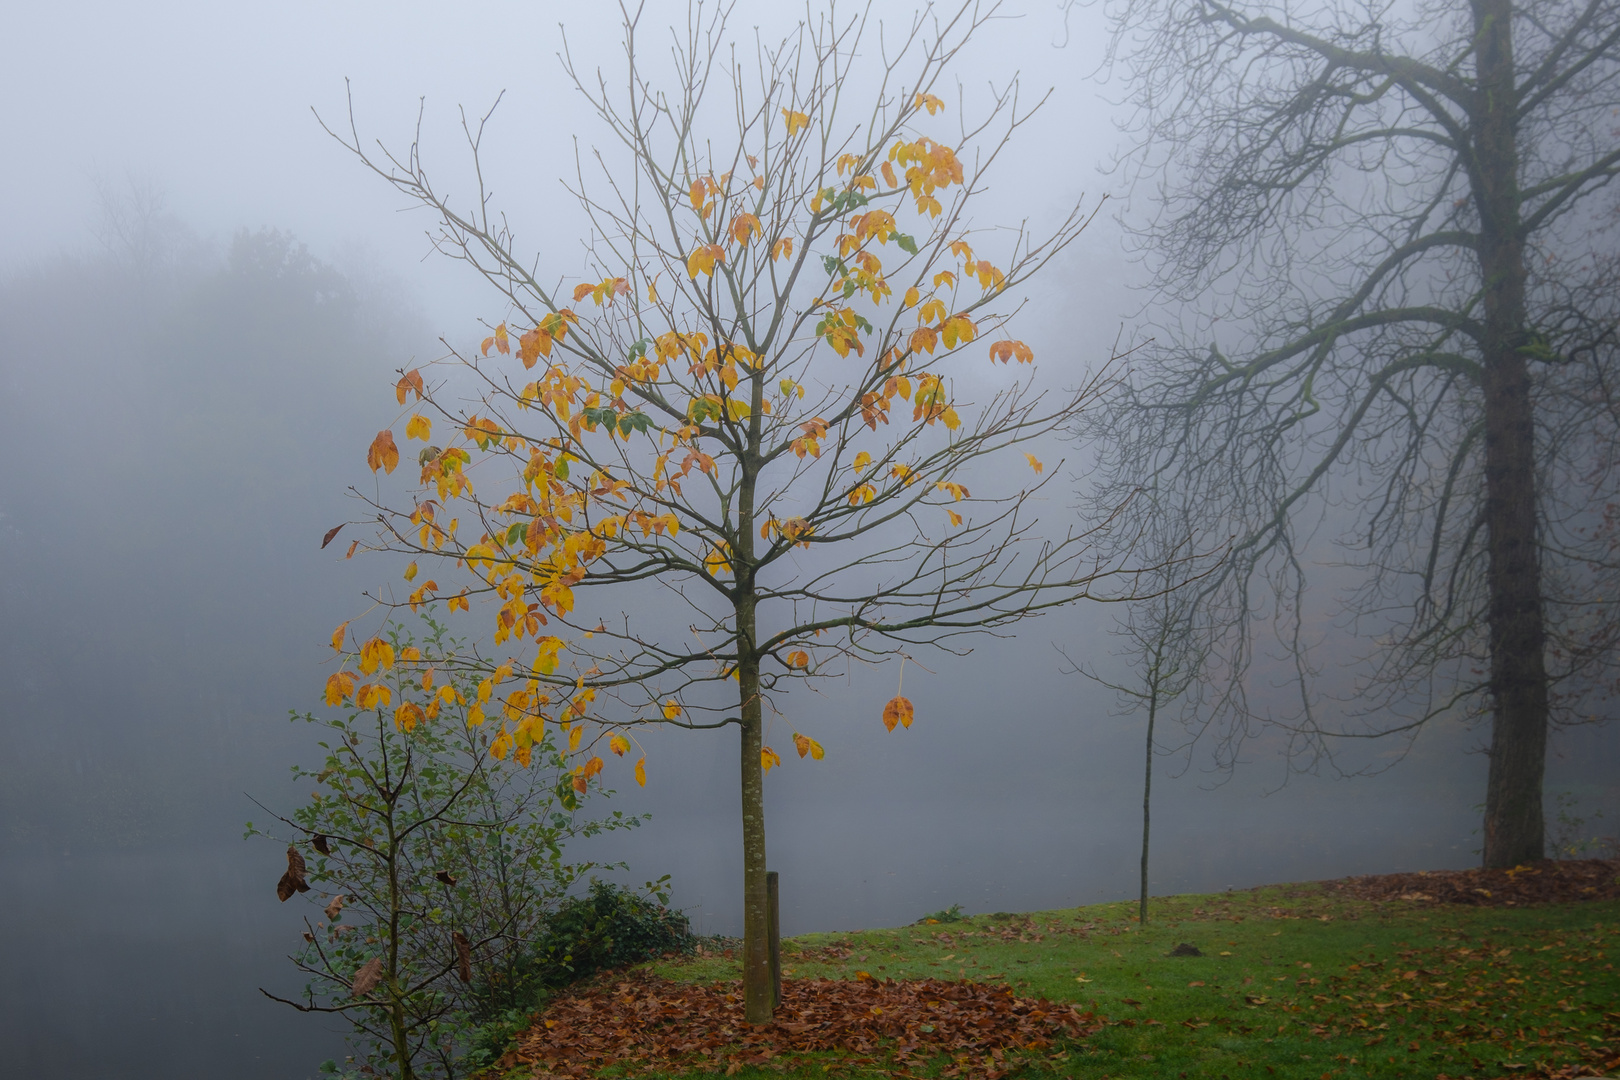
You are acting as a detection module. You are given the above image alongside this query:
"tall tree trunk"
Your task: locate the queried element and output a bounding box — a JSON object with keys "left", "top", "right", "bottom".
{"left": 1472, "top": 0, "right": 1549, "bottom": 868}
{"left": 1140, "top": 680, "right": 1157, "bottom": 926}
{"left": 737, "top": 648, "right": 772, "bottom": 1022}
{"left": 736, "top": 381, "right": 774, "bottom": 1023}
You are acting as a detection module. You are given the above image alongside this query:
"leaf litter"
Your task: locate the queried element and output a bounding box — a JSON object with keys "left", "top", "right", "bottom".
{"left": 1324, "top": 858, "right": 1620, "bottom": 907}
{"left": 498, "top": 970, "right": 1102, "bottom": 1078}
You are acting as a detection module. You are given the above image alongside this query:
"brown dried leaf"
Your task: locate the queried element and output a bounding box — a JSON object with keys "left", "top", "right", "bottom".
{"left": 454, "top": 931, "right": 472, "bottom": 983}
{"left": 312, "top": 834, "right": 331, "bottom": 856}
{"left": 276, "top": 845, "right": 309, "bottom": 902}
{"left": 324, "top": 893, "right": 345, "bottom": 921}
{"left": 351, "top": 956, "right": 384, "bottom": 998}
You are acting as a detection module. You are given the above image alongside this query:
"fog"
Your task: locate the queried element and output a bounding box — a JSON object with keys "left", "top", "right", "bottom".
{"left": 2, "top": 2, "right": 1615, "bottom": 1078}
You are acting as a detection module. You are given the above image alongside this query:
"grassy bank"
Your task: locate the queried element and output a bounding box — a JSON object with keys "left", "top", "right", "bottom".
{"left": 611, "top": 882, "right": 1619, "bottom": 1079}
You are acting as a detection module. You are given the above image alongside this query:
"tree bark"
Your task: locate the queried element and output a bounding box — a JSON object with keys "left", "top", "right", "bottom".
{"left": 737, "top": 649, "right": 771, "bottom": 1022}
{"left": 736, "top": 379, "right": 773, "bottom": 1023}
{"left": 1140, "top": 676, "right": 1157, "bottom": 926}
{"left": 1472, "top": 0, "right": 1549, "bottom": 868}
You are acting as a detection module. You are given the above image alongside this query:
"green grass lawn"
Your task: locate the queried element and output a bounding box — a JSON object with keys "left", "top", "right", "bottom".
{"left": 620, "top": 883, "right": 1619, "bottom": 1080}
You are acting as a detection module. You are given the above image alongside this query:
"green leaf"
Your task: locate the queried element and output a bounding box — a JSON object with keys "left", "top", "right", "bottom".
{"left": 895, "top": 233, "right": 919, "bottom": 255}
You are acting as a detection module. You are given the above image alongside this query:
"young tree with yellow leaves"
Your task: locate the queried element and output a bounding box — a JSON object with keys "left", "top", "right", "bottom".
{"left": 322, "top": 1, "right": 1130, "bottom": 1022}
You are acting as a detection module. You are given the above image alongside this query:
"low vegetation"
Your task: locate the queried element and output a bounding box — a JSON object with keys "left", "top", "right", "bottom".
{"left": 485, "top": 863, "right": 1620, "bottom": 1080}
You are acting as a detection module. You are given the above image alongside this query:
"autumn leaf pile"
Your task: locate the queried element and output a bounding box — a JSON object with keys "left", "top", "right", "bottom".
{"left": 1277, "top": 924, "right": 1620, "bottom": 1079}
{"left": 1324, "top": 858, "right": 1620, "bottom": 907}
{"left": 497, "top": 971, "right": 1101, "bottom": 1078}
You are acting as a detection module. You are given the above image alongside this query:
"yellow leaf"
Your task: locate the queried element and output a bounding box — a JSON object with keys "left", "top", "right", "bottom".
{"left": 467, "top": 704, "right": 485, "bottom": 727}
{"left": 792, "top": 732, "right": 825, "bottom": 760}
{"left": 903, "top": 286, "right": 919, "bottom": 309}
{"left": 405, "top": 414, "right": 432, "bottom": 441}
{"left": 1025, "top": 453, "right": 1044, "bottom": 474}
{"left": 367, "top": 430, "right": 399, "bottom": 474}
{"left": 761, "top": 746, "right": 782, "bottom": 772}
{"left": 786, "top": 650, "right": 810, "bottom": 669}
{"left": 330, "top": 621, "right": 349, "bottom": 652}
{"left": 782, "top": 108, "right": 809, "bottom": 136}
{"left": 852, "top": 451, "right": 872, "bottom": 474}
{"left": 882, "top": 695, "right": 914, "bottom": 732}
{"left": 663, "top": 699, "right": 682, "bottom": 720}
{"left": 947, "top": 508, "right": 963, "bottom": 527}
{"left": 634, "top": 756, "right": 647, "bottom": 787}
{"left": 772, "top": 237, "right": 793, "bottom": 262}
{"left": 569, "top": 725, "right": 583, "bottom": 751}
{"left": 403, "top": 561, "right": 418, "bottom": 582}
{"left": 324, "top": 671, "right": 355, "bottom": 706}
{"left": 610, "top": 734, "right": 630, "bottom": 757}
{"left": 686, "top": 244, "right": 724, "bottom": 279}
{"left": 394, "top": 702, "right": 424, "bottom": 733}
{"left": 357, "top": 683, "right": 393, "bottom": 711}
{"left": 914, "top": 92, "right": 945, "bottom": 115}
{"left": 359, "top": 638, "right": 395, "bottom": 675}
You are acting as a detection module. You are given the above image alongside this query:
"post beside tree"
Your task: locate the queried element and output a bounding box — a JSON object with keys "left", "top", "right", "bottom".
{"left": 767, "top": 870, "right": 781, "bottom": 1011}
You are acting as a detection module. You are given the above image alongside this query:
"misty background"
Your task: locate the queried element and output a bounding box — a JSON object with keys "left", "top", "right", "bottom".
{"left": 2, "top": 2, "right": 1614, "bottom": 1078}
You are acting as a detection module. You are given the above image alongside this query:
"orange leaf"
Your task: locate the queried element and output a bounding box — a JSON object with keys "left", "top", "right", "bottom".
{"left": 882, "top": 696, "right": 914, "bottom": 732}
{"left": 634, "top": 756, "right": 647, "bottom": 787}
{"left": 786, "top": 650, "right": 809, "bottom": 669}
{"left": 792, "top": 732, "right": 825, "bottom": 760}
{"left": 367, "top": 430, "right": 399, "bottom": 474}
{"left": 330, "top": 621, "right": 349, "bottom": 652}
{"left": 395, "top": 369, "right": 424, "bottom": 404}
{"left": 1025, "top": 452, "right": 1043, "bottom": 474}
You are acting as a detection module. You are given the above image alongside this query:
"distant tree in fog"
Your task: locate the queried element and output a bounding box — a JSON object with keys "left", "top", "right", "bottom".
{"left": 1078, "top": 0, "right": 1620, "bottom": 868}
{"left": 323, "top": 0, "right": 1140, "bottom": 1022}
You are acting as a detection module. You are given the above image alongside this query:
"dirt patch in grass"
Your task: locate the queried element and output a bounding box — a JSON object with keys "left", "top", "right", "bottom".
{"left": 1323, "top": 858, "right": 1620, "bottom": 907}
{"left": 498, "top": 970, "right": 1101, "bottom": 1078}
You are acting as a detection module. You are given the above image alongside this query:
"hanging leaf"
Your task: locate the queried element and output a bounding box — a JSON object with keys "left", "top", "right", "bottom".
{"left": 351, "top": 956, "right": 384, "bottom": 997}
{"left": 792, "top": 732, "right": 824, "bottom": 760}
{"left": 312, "top": 834, "right": 332, "bottom": 856}
{"left": 366, "top": 430, "right": 399, "bottom": 475}
{"left": 454, "top": 931, "right": 473, "bottom": 983}
{"left": 435, "top": 870, "right": 459, "bottom": 886}
{"left": 276, "top": 845, "right": 310, "bottom": 902}
{"left": 324, "top": 892, "right": 345, "bottom": 921}
{"left": 320, "top": 523, "right": 345, "bottom": 549}
{"left": 882, "top": 696, "right": 914, "bottom": 732}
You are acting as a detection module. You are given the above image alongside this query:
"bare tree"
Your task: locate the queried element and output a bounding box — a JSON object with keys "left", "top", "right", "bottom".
{"left": 1077, "top": 0, "right": 1620, "bottom": 868}
{"left": 1061, "top": 509, "right": 1211, "bottom": 926}
{"left": 321, "top": 1, "right": 1138, "bottom": 1021}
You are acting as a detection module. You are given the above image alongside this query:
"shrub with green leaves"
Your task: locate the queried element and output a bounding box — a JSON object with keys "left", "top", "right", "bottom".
{"left": 249, "top": 616, "right": 643, "bottom": 1080}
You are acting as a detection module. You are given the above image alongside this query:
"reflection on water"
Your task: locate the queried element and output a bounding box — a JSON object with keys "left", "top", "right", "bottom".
{"left": 1, "top": 845, "right": 345, "bottom": 1080}
{"left": 0, "top": 774, "right": 1483, "bottom": 1080}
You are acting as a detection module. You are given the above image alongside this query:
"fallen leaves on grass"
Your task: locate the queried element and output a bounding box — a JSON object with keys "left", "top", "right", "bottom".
{"left": 1325, "top": 859, "right": 1620, "bottom": 907}
{"left": 1282, "top": 921, "right": 1620, "bottom": 1079}
{"left": 503, "top": 971, "right": 1101, "bottom": 1078}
